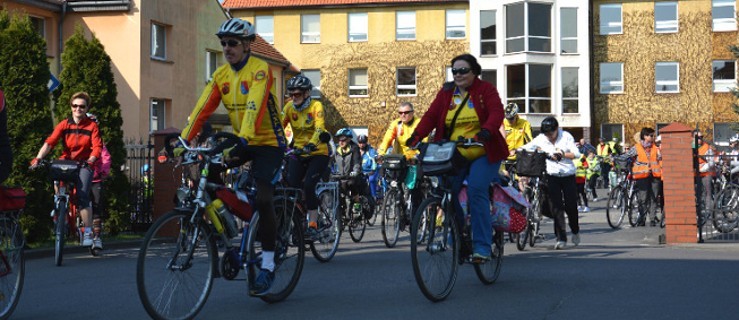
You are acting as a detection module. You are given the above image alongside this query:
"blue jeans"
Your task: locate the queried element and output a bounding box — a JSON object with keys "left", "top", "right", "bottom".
{"left": 367, "top": 170, "right": 380, "bottom": 199}
{"left": 451, "top": 156, "right": 501, "bottom": 256}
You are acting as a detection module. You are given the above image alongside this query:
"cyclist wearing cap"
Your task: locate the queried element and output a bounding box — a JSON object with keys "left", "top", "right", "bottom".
{"left": 180, "top": 18, "right": 287, "bottom": 296}
{"left": 502, "top": 102, "right": 532, "bottom": 191}
{"left": 281, "top": 75, "right": 329, "bottom": 236}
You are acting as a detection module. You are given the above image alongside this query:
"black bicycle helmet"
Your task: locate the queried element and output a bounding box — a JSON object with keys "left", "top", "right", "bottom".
{"left": 286, "top": 75, "right": 312, "bottom": 91}
{"left": 357, "top": 135, "right": 368, "bottom": 144}
{"left": 540, "top": 116, "right": 559, "bottom": 134}
{"left": 335, "top": 128, "right": 353, "bottom": 139}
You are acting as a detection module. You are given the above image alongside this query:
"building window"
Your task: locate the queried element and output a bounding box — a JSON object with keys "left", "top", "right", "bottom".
{"left": 446, "top": 67, "right": 453, "bottom": 82}
{"left": 206, "top": 50, "right": 219, "bottom": 83}
{"left": 713, "top": 60, "right": 736, "bottom": 92}
{"left": 29, "top": 16, "right": 45, "bottom": 39}
{"left": 714, "top": 123, "right": 736, "bottom": 146}
{"left": 255, "top": 16, "right": 274, "bottom": 44}
{"left": 600, "top": 4, "right": 623, "bottom": 35}
{"left": 150, "top": 99, "right": 167, "bottom": 132}
{"left": 713, "top": 0, "right": 737, "bottom": 32}
{"left": 348, "top": 13, "right": 368, "bottom": 42}
{"left": 600, "top": 62, "right": 624, "bottom": 94}
{"left": 655, "top": 2, "right": 678, "bottom": 33}
{"left": 348, "top": 69, "right": 368, "bottom": 97}
{"left": 505, "top": 2, "right": 552, "bottom": 53}
{"left": 480, "top": 10, "right": 496, "bottom": 56}
{"left": 562, "top": 67, "right": 579, "bottom": 114}
{"left": 397, "top": 11, "right": 416, "bottom": 40}
{"left": 446, "top": 9, "right": 466, "bottom": 39}
{"left": 560, "top": 8, "right": 577, "bottom": 54}
{"left": 481, "top": 70, "right": 497, "bottom": 87}
{"left": 396, "top": 67, "right": 417, "bottom": 96}
{"left": 655, "top": 62, "right": 679, "bottom": 93}
{"left": 601, "top": 123, "right": 624, "bottom": 143}
{"left": 506, "top": 64, "right": 552, "bottom": 114}
{"left": 301, "top": 14, "right": 320, "bottom": 43}
{"left": 151, "top": 23, "right": 167, "bottom": 60}
{"left": 302, "top": 70, "right": 322, "bottom": 98}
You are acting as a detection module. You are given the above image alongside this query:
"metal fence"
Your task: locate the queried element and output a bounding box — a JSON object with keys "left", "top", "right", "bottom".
{"left": 697, "top": 154, "right": 739, "bottom": 242}
{"left": 124, "top": 137, "right": 154, "bottom": 232}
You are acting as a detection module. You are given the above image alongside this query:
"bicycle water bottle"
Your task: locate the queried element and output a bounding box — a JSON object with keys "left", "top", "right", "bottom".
{"left": 205, "top": 202, "right": 226, "bottom": 235}
{"left": 213, "top": 199, "right": 239, "bottom": 238}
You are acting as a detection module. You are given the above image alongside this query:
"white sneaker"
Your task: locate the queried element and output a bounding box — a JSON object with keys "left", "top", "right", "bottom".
{"left": 582, "top": 207, "right": 590, "bottom": 213}
{"left": 572, "top": 233, "right": 581, "bottom": 246}
{"left": 577, "top": 206, "right": 583, "bottom": 212}
{"left": 82, "top": 233, "right": 93, "bottom": 246}
{"left": 92, "top": 237, "right": 103, "bottom": 250}
{"left": 554, "top": 241, "right": 566, "bottom": 250}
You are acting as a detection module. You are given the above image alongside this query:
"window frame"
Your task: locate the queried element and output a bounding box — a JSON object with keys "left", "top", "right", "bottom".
{"left": 396, "top": 11, "right": 416, "bottom": 41}
{"left": 396, "top": 67, "right": 417, "bottom": 96}
{"left": 505, "top": 2, "right": 552, "bottom": 54}
{"left": 481, "top": 69, "right": 497, "bottom": 87}
{"left": 655, "top": 2, "right": 678, "bottom": 34}
{"left": 655, "top": 61, "right": 680, "bottom": 93}
{"left": 446, "top": 9, "right": 466, "bottom": 39}
{"left": 480, "top": 10, "right": 497, "bottom": 56}
{"left": 302, "top": 70, "right": 322, "bottom": 98}
{"left": 348, "top": 68, "right": 369, "bottom": 97}
{"left": 301, "top": 14, "right": 321, "bottom": 43}
{"left": 713, "top": 0, "right": 737, "bottom": 32}
{"left": 714, "top": 122, "right": 736, "bottom": 146}
{"left": 560, "top": 7, "right": 578, "bottom": 54}
{"left": 601, "top": 123, "right": 625, "bottom": 144}
{"left": 150, "top": 98, "right": 167, "bottom": 133}
{"left": 151, "top": 22, "right": 167, "bottom": 60}
{"left": 348, "top": 12, "right": 368, "bottom": 42}
{"left": 600, "top": 4, "right": 623, "bottom": 35}
{"left": 712, "top": 60, "right": 736, "bottom": 92}
{"left": 255, "top": 16, "right": 274, "bottom": 44}
{"left": 506, "top": 63, "right": 552, "bottom": 114}
{"left": 561, "top": 67, "right": 579, "bottom": 114}
{"left": 599, "top": 62, "right": 624, "bottom": 94}
{"left": 29, "top": 16, "right": 45, "bottom": 39}
{"left": 205, "top": 50, "right": 219, "bottom": 83}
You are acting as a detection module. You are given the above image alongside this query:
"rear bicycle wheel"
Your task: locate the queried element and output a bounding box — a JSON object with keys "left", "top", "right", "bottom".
{"left": 713, "top": 186, "right": 739, "bottom": 233}
{"left": 137, "top": 210, "right": 216, "bottom": 320}
{"left": 310, "top": 190, "right": 341, "bottom": 262}
{"left": 516, "top": 222, "right": 531, "bottom": 251}
{"left": 606, "top": 187, "right": 625, "bottom": 229}
{"left": 54, "top": 203, "right": 67, "bottom": 267}
{"left": 628, "top": 192, "right": 639, "bottom": 227}
{"left": 410, "top": 197, "right": 458, "bottom": 302}
{"left": 474, "top": 230, "right": 504, "bottom": 285}
{"left": 381, "top": 188, "right": 401, "bottom": 248}
{"left": 0, "top": 216, "right": 25, "bottom": 320}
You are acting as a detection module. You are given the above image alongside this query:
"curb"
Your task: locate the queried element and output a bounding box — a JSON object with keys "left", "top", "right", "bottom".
{"left": 25, "top": 239, "right": 142, "bottom": 260}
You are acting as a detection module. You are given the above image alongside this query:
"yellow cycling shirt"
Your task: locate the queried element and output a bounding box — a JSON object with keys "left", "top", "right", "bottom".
{"left": 504, "top": 117, "right": 532, "bottom": 160}
{"left": 446, "top": 90, "right": 484, "bottom": 161}
{"left": 378, "top": 117, "right": 420, "bottom": 159}
{"left": 281, "top": 99, "right": 328, "bottom": 156}
{"left": 182, "top": 54, "right": 285, "bottom": 148}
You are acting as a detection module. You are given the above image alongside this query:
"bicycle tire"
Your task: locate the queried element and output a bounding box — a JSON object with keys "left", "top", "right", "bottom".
{"left": 529, "top": 221, "right": 540, "bottom": 247}
{"left": 137, "top": 210, "right": 217, "bottom": 320}
{"left": 0, "top": 216, "right": 25, "bottom": 320}
{"left": 516, "top": 223, "right": 530, "bottom": 251}
{"left": 381, "top": 188, "right": 401, "bottom": 248}
{"left": 713, "top": 186, "right": 739, "bottom": 233}
{"left": 628, "top": 192, "right": 639, "bottom": 227}
{"left": 348, "top": 199, "right": 366, "bottom": 243}
{"left": 410, "top": 197, "right": 459, "bottom": 302}
{"left": 366, "top": 197, "right": 379, "bottom": 226}
{"left": 529, "top": 190, "right": 542, "bottom": 248}
{"left": 247, "top": 198, "right": 305, "bottom": 303}
{"left": 474, "top": 231, "right": 504, "bottom": 285}
{"left": 54, "top": 202, "right": 66, "bottom": 267}
{"left": 310, "top": 190, "right": 341, "bottom": 262}
{"left": 606, "top": 186, "right": 625, "bottom": 229}
{"left": 414, "top": 197, "right": 431, "bottom": 245}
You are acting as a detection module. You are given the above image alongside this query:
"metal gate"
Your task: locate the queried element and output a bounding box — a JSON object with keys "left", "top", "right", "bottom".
{"left": 124, "top": 137, "right": 154, "bottom": 232}
{"left": 697, "top": 153, "right": 739, "bottom": 242}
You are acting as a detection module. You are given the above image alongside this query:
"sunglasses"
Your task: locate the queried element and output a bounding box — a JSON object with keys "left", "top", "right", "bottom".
{"left": 289, "top": 92, "right": 305, "bottom": 98}
{"left": 398, "top": 110, "right": 413, "bottom": 115}
{"left": 338, "top": 138, "right": 348, "bottom": 142}
{"left": 451, "top": 67, "right": 471, "bottom": 75}
{"left": 71, "top": 104, "right": 87, "bottom": 109}
{"left": 220, "top": 39, "right": 241, "bottom": 48}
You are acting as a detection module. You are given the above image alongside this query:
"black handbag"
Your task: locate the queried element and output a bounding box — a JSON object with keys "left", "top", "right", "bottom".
{"left": 515, "top": 149, "right": 547, "bottom": 177}
{"left": 420, "top": 141, "right": 467, "bottom": 176}
{"left": 49, "top": 160, "right": 81, "bottom": 182}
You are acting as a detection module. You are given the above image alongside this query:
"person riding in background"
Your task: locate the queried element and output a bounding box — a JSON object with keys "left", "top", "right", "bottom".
{"left": 179, "top": 18, "right": 288, "bottom": 296}
{"left": 332, "top": 128, "right": 373, "bottom": 218}
{"left": 0, "top": 88, "right": 10, "bottom": 185}
{"left": 357, "top": 135, "right": 380, "bottom": 200}
{"left": 502, "top": 102, "right": 532, "bottom": 191}
{"left": 408, "top": 53, "right": 507, "bottom": 263}
{"left": 281, "top": 75, "right": 329, "bottom": 238}
{"left": 378, "top": 102, "right": 420, "bottom": 160}
{"left": 30, "top": 92, "right": 103, "bottom": 249}
{"left": 87, "top": 113, "right": 112, "bottom": 249}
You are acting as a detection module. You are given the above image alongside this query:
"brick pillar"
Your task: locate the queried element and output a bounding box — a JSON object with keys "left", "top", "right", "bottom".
{"left": 151, "top": 128, "right": 183, "bottom": 229}
{"left": 660, "top": 123, "right": 697, "bottom": 244}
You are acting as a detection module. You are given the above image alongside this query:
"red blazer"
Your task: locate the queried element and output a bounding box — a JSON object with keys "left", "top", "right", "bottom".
{"left": 414, "top": 78, "right": 508, "bottom": 163}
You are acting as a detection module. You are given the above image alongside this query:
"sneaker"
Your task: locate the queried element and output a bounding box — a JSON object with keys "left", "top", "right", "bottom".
{"left": 577, "top": 206, "right": 583, "bottom": 212}
{"left": 471, "top": 252, "right": 491, "bottom": 264}
{"left": 250, "top": 269, "right": 275, "bottom": 296}
{"left": 92, "top": 237, "right": 103, "bottom": 250}
{"left": 572, "top": 233, "right": 580, "bottom": 246}
{"left": 82, "top": 233, "right": 93, "bottom": 247}
{"left": 554, "top": 241, "right": 566, "bottom": 250}
{"left": 593, "top": 198, "right": 599, "bottom": 202}
{"left": 582, "top": 206, "right": 590, "bottom": 213}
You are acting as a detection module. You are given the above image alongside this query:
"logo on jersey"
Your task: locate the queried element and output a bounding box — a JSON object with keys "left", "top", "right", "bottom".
{"left": 467, "top": 100, "right": 474, "bottom": 109}
{"left": 292, "top": 113, "right": 298, "bottom": 121}
{"left": 305, "top": 113, "right": 314, "bottom": 125}
{"left": 247, "top": 101, "right": 257, "bottom": 111}
{"left": 222, "top": 82, "right": 230, "bottom": 95}
{"left": 241, "top": 81, "right": 249, "bottom": 94}
{"left": 255, "top": 71, "right": 266, "bottom": 81}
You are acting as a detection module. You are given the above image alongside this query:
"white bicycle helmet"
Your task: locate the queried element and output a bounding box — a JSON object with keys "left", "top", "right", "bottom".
{"left": 216, "top": 18, "right": 256, "bottom": 40}
{"left": 504, "top": 102, "right": 519, "bottom": 120}
{"left": 286, "top": 75, "right": 313, "bottom": 91}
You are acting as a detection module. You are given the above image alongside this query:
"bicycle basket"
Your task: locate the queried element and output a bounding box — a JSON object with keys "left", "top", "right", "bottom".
{"left": 49, "top": 160, "right": 80, "bottom": 182}
{"left": 515, "top": 150, "right": 547, "bottom": 177}
{"left": 420, "top": 141, "right": 462, "bottom": 176}
{"left": 382, "top": 154, "right": 406, "bottom": 170}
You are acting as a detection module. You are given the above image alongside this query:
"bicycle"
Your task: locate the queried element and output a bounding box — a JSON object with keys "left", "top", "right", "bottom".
{"left": 410, "top": 139, "right": 505, "bottom": 302}
{"left": 605, "top": 158, "right": 638, "bottom": 229}
{"left": 379, "top": 154, "right": 418, "bottom": 248}
{"left": 511, "top": 149, "right": 547, "bottom": 251}
{"left": 330, "top": 173, "right": 371, "bottom": 243}
{"left": 136, "top": 133, "right": 304, "bottom": 320}
{"left": 712, "top": 157, "right": 739, "bottom": 233}
{"left": 0, "top": 186, "right": 26, "bottom": 319}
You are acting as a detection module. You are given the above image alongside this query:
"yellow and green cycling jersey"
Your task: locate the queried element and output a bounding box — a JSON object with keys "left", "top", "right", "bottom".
{"left": 378, "top": 117, "right": 420, "bottom": 160}
{"left": 181, "top": 54, "right": 285, "bottom": 148}
{"left": 504, "top": 117, "right": 532, "bottom": 161}
{"left": 281, "top": 99, "right": 328, "bottom": 156}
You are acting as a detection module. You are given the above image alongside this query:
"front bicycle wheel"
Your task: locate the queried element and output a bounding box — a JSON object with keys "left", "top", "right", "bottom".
{"left": 606, "top": 187, "right": 625, "bottom": 229}
{"left": 310, "top": 190, "right": 341, "bottom": 262}
{"left": 381, "top": 188, "right": 401, "bottom": 248}
{"left": 247, "top": 198, "right": 305, "bottom": 303}
{"left": 713, "top": 186, "right": 739, "bottom": 233}
{"left": 137, "top": 210, "right": 217, "bottom": 320}
{"left": 410, "top": 197, "right": 458, "bottom": 302}
{"left": 474, "top": 230, "right": 504, "bottom": 285}
{"left": 348, "top": 201, "right": 366, "bottom": 243}
{"left": 0, "top": 216, "right": 25, "bottom": 320}
{"left": 627, "top": 192, "right": 639, "bottom": 227}
{"left": 54, "top": 204, "right": 67, "bottom": 267}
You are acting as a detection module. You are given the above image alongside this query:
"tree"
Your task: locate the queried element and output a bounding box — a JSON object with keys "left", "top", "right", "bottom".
{"left": 58, "top": 25, "right": 130, "bottom": 235}
{"left": 0, "top": 11, "right": 54, "bottom": 242}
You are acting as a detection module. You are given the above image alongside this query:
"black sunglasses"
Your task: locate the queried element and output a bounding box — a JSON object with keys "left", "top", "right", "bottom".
{"left": 451, "top": 67, "right": 471, "bottom": 75}
{"left": 71, "top": 104, "right": 87, "bottom": 109}
{"left": 398, "top": 110, "right": 413, "bottom": 115}
{"left": 220, "top": 39, "right": 241, "bottom": 48}
{"left": 289, "top": 92, "right": 305, "bottom": 98}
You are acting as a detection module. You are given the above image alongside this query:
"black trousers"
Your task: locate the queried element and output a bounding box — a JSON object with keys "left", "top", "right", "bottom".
{"left": 546, "top": 174, "right": 580, "bottom": 242}
{"left": 287, "top": 155, "right": 329, "bottom": 211}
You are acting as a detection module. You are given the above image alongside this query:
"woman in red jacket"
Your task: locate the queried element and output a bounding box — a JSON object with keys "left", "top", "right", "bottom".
{"left": 408, "top": 53, "right": 507, "bottom": 263}
{"left": 31, "top": 92, "right": 103, "bottom": 248}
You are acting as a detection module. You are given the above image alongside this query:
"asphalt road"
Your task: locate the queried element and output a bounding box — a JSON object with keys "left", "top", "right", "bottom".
{"left": 12, "top": 190, "right": 739, "bottom": 320}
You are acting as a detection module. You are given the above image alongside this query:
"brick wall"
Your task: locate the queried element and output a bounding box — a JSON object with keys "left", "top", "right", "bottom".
{"left": 660, "top": 123, "right": 697, "bottom": 244}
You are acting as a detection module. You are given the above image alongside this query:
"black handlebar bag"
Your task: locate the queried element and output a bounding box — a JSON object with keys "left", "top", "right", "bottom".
{"left": 515, "top": 150, "right": 547, "bottom": 177}
{"left": 49, "top": 160, "right": 81, "bottom": 182}
{"left": 420, "top": 141, "right": 468, "bottom": 176}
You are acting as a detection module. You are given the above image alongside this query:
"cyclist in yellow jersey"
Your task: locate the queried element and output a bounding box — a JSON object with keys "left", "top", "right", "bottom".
{"left": 180, "top": 18, "right": 286, "bottom": 296}
{"left": 502, "top": 102, "right": 532, "bottom": 191}
{"left": 378, "top": 102, "right": 420, "bottom": 160}
{"left": 281, "top": 75, "right": 330, "bottom": 237}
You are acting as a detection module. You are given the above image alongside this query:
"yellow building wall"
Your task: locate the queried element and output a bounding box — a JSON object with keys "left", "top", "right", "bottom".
{"left": 593, "top": 0, "right": 739, "bottom": 143}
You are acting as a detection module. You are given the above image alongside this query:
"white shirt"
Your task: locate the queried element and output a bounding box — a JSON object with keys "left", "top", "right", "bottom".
{"left": 522, "top": 128, "right": 580, "bottom": 177}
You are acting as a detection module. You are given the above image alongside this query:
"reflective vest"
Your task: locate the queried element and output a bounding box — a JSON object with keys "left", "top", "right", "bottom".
{"left": 632, "top": 143, "right": 661, "bottom": 180}
{"left": 697, "top": 143, "right": 715, "bottom": 177}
